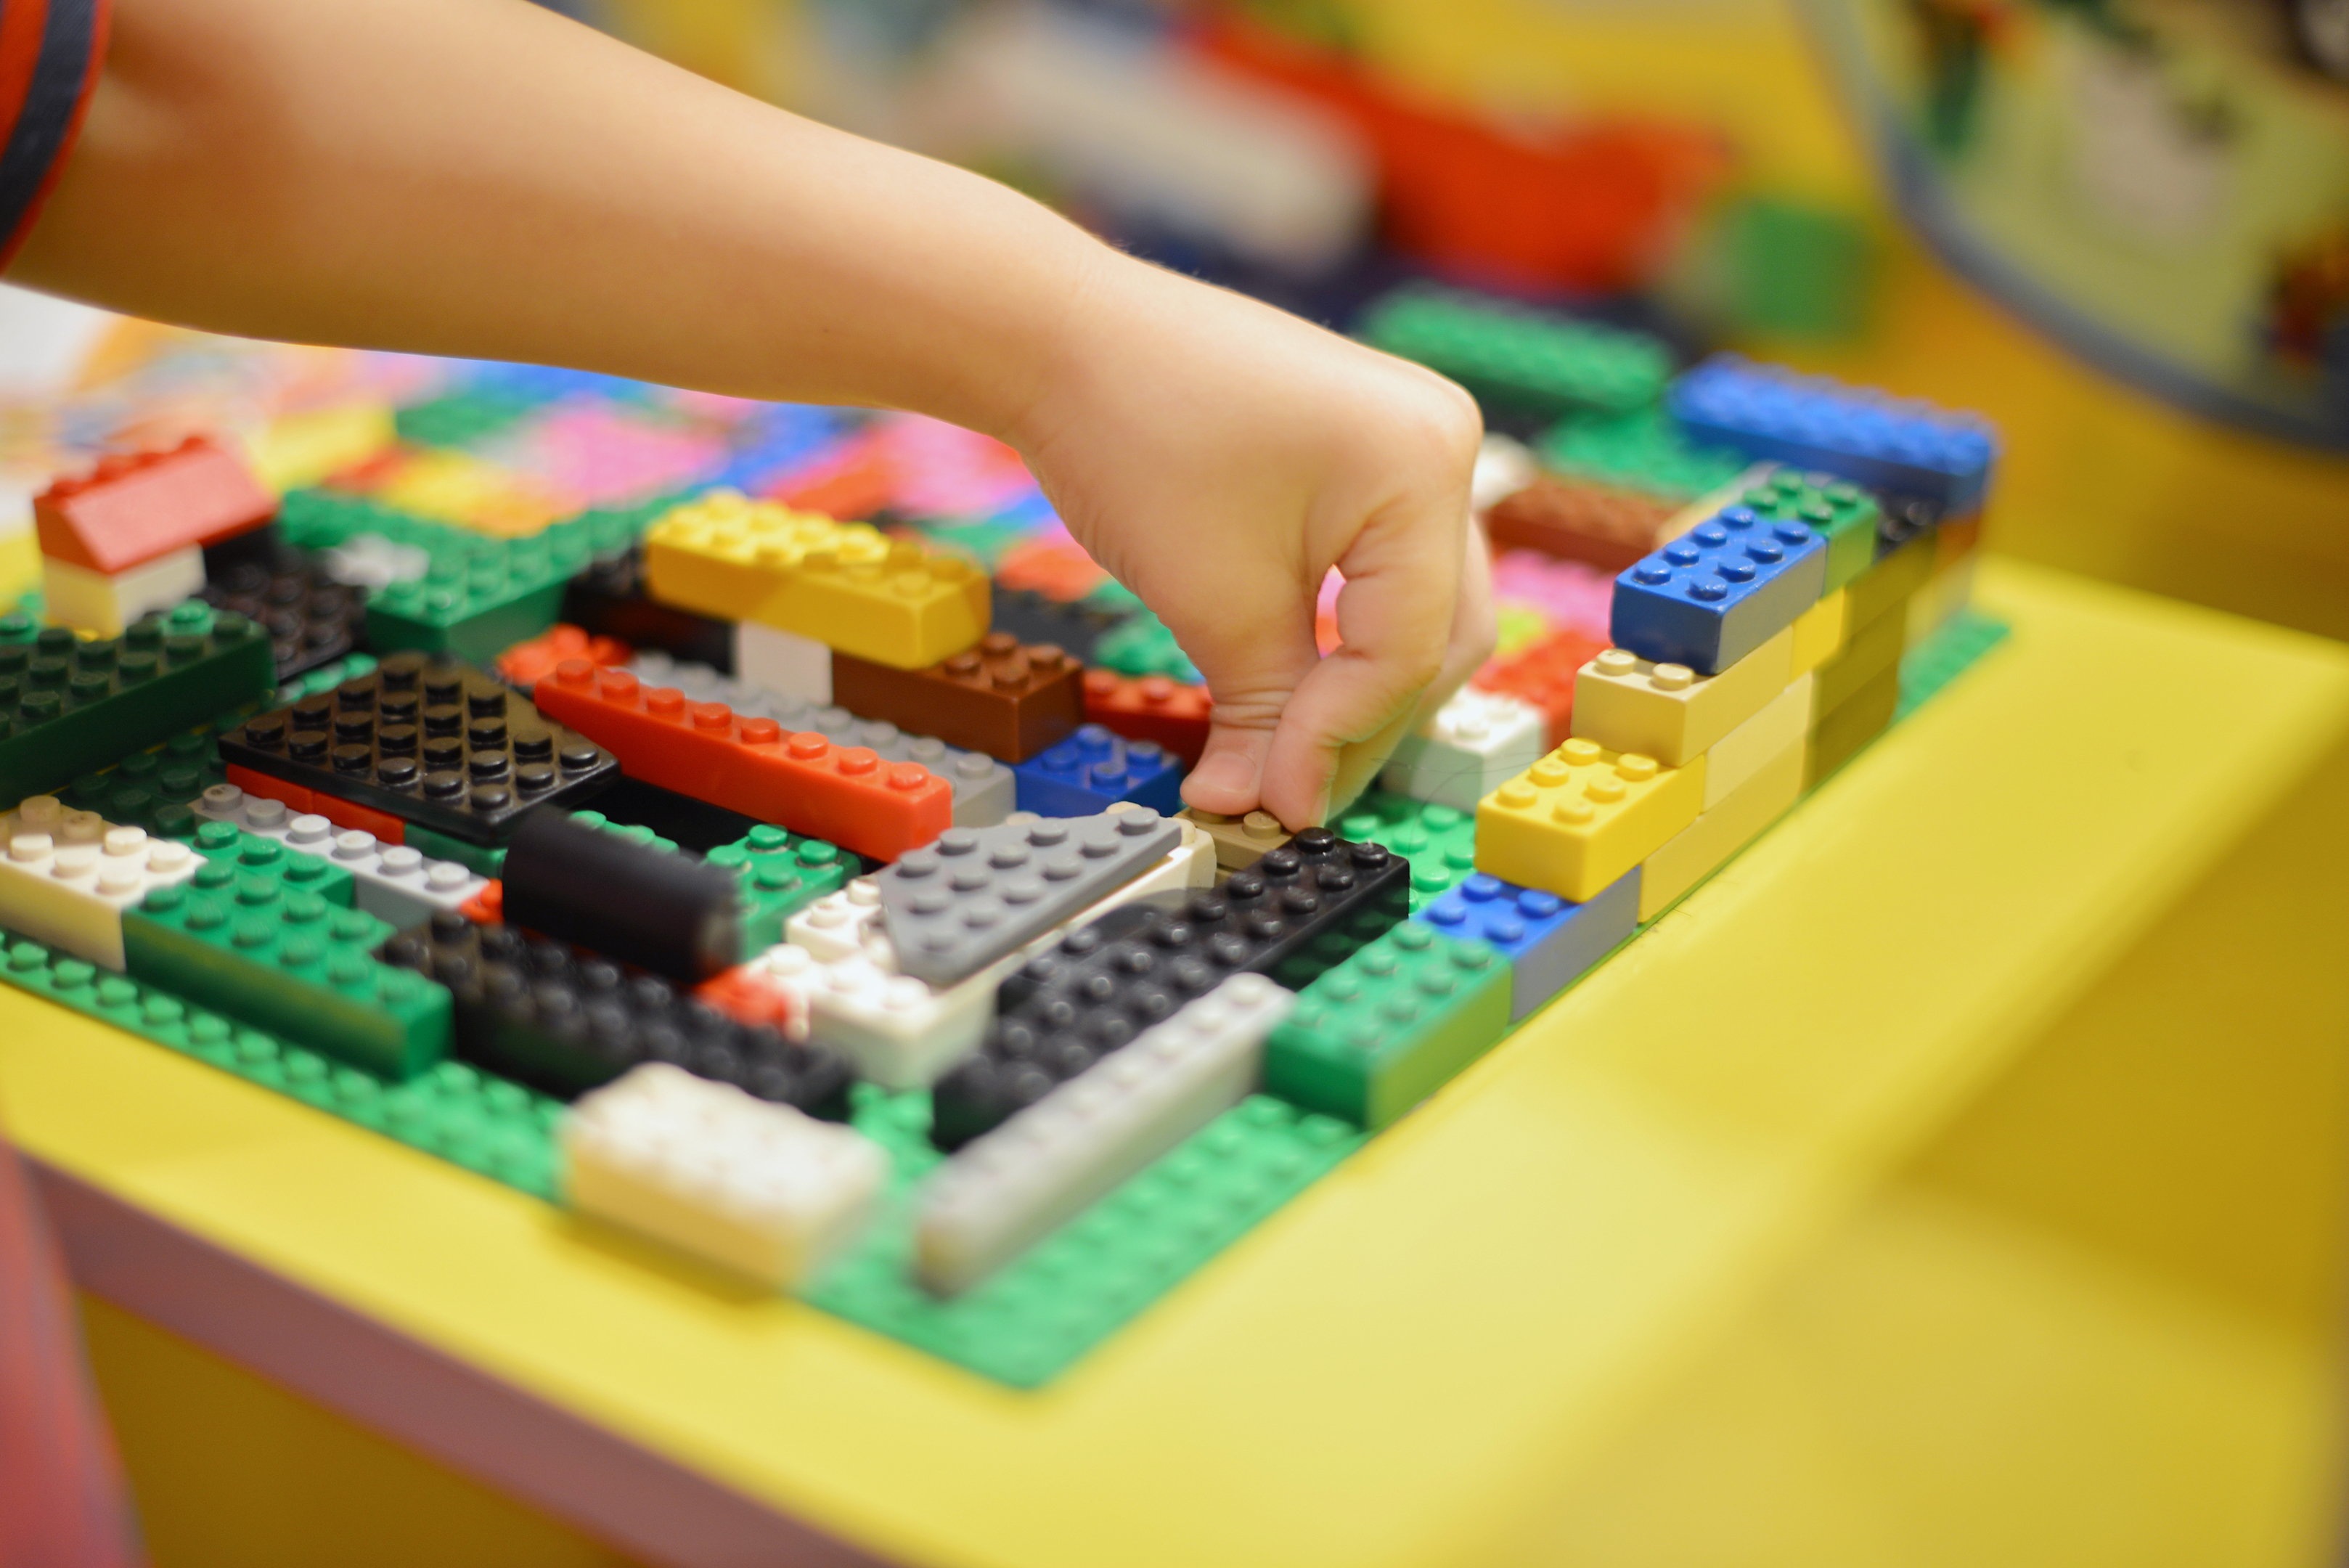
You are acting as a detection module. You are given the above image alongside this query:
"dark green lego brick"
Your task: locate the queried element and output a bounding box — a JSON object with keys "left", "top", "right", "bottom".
{"left": 364, "top": 507, "right": 642, "bottom": 663}
{"left": 404, "top": 821, "right": 507, "bottom": 878}
{"left": 0, "top": 608, "right": 36, "bottom": 644}
{"left": 703, "top": 823, "right": 854, "bottom": 957}
{"left": 1357, "top": 284, "right": 1672, "bottom": 417}
{"left": 275, "top": 651, "right": 380, "bottom": 707}
{"left": 0, "top": 602, "right": 276, "bottom": 804}
{"left": 1264, "top": 923, "right": 1511, "bottom": 1130}
{"left": 1536, "top": 407, "right": 1752, "bottom": 503}
{"left": 125, "top": 840, "right": 449, "bottom": 1080}
{"left": 0, "top": 931, "right": 561, "bottom": 1198}
{"left": 1333, "top": 790, "right": 1480, "bottom": 912}
{"left": 393, "top": 391, "right": 544, "bottom": 450}
{"left": 1897, "top": 609, "right": 2010, "bottom": 722}
{"left": 1739, "top": 467, "right": 1880, "bottom": 594}
{"left": 1092, "top": 610, "right": 1201, "bottom": 684}
{"left": 801, "top": 1083, "right": 1362, "bottom": 1389}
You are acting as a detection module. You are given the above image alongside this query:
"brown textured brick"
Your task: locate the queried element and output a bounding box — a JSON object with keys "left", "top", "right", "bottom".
{"left": 1484, "top": 475, "right": 1677, "bottom": 572}
{"left": 830, "top": 632, "right": 1084, "bottom": 762}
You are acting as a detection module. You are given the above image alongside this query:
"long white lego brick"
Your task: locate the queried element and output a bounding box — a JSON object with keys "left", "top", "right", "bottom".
{"left": 916, "top": 973, "right": 1296, "bottom": 1295}
{"left": 559, "top": 1063, "right": 886, "bottom": 1288}
{"left": 752, "top": 942, "right": 1005, "bottom": 1091}
{"left": 194, "top": 784, "right": 487, "bottom": 925}
{"left": 1378, "top": 687, "right": 1548, "bottom": 813}
{"left": 1639, "top": 737, "right": 1805, "bottom": 920}
{"left": 1700, "top": 671, "right": 1813, "bottom": 812}
{"left": 0, "top": 797, "right": 201, "bottom": 969}
{"left": 1569, "top": 624, "right": 1795, "bottom": 768}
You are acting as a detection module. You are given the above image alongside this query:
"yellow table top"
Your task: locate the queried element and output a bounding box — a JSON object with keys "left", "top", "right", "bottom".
{"left": 5, "top": 558, "right": 2348, "bottom": 1568}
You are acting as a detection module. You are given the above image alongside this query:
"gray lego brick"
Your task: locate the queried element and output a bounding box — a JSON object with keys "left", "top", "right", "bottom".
{"left": 876, "top": 809, "right": 1182, "bottom": 988}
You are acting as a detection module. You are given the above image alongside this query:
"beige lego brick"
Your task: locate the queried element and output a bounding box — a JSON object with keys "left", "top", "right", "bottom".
{"left": 1569, "top": 624, "right": 1794, "bottom": 767}
{"left": 1179, "top": 807, "right": 1292, "bottom": 871}
{"left": 1638, "top": 736, "right": 1805, "bottom": 920}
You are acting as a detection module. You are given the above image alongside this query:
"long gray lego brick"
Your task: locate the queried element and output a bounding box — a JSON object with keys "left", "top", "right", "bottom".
{"left": 875, "top": 809, "right": 1182, "bottom": 988}
{"left": 626, "top": 652, "right": 1014, "bottom": 827}
{"left": 193, "top": 785, "right": 490, "bottom": 926}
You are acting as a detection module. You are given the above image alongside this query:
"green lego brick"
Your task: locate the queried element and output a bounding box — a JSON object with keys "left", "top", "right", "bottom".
{"left": 1093, "top": 609, "right": 1201, "bottom": 684}
{"left": 275, "top": 487, "right": 471, "bottom": 555}
{"left": 802, "top": 1083, "right": 1362, "bottom": 1388}
{"left": 1739, "top": 467, "right": 1880, "bottom": 594}
{"left": 404, "top": 821, "right": 507, "bottom": 878}
{"left": 1357, "top": 284, "right": 1672, "bottom": 417}
{"left": 1721, "top": 196, "right": 1875, "bottom": 341}
{"left": 364, "top": 507, "right": 642, "bottom": 663}
{"left": 0, "top": 931, "right": 561, "bottom": 1198}
{"left": 274, "top": 650, "right": 379, "bottom": 706}
{"left": 187, "top": 821, "right": 357, "bottom": 905}
{"left": 0, "top": 609, "right": 37, "bottom": 645}
{"left": 1264, "top": 923, "right": 1511, "bottom": 1130}
{"left": 1334, "top": 790, "right": 1479, "bottom": 912}
{"left": 124, "top": 837, "right": 449, "bottom": 1080}
{"left": 1897, "top": 608, "right": 2011, "bottom": 721}
{"left": 703, "top": 823, "right": 854, "bottom": 957}
{"left": 0, "top": 602, "right": 275, "bottom": 804}
{"left": 393, "top": 391, "right": 544, "bottom": 450}
{"left": 1536, "top": 407, "right": 1751, "bottom": 503}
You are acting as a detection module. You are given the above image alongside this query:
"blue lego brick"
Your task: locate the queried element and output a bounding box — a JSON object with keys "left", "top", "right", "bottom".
{"left": 1413, "top": 870, "right": 1639, "bottom": 1022}
{"left": 1610, "top": 507, "right": 1826, "bottom": 676}
{"left": 1666, "top": 355, "right": 1997, "bottom": 514}
{"left": 1011, "top": 724, "right": 1184, "bottom": 817}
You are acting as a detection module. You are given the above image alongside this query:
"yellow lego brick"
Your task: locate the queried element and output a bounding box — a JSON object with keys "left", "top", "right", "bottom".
{"left": 1813, "top": 596, "right": 1905, "bottom": 716}
{"left": 1475, "top": 737, "right": 1704, "bottom": 902}
{"left": 1787, "top": 587, "right": 1847, "bottom": 679}
{"left": 1638, "top": 735, "right": 1803, "bottom": 920}
{"left": 377, "top": 450, "right": 565, "bottom": 537}
{"left": 0, "top": 525, "right": 39, "bottom": 609}
{"left": 642, "top": 491, "right": 886, "bottom": 621}
{"left": 644, "top": 491, "right": 987, "bottom": 668}
{"left": 1569, "top": 625, "right": 1793, "bottom": 767}
{"left": 247, "top": 403, "right": 396, "bottom": 493}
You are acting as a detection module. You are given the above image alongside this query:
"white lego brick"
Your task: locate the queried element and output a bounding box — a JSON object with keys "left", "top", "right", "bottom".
{"left": 732, "top": 620, "right": 832, "bottom": 705}
{"left": 785, "top": 877, "right": 890, "bottom": 964}
{"left": 0, "top": 799, "right": 201, "bottom": 969}
{"left": 1640, "top": 737, "right": 1805, "bottom": 920}
{"left": 41, "top": 545, "right": 205, "bottom": 637}
{"left": 915, "top": 973, "right": 1296, "bottom": 1295}
{"left": 755, "top": 944, "right": 1003, "bottom": 1091}
{"left": 319, "top": 533, "right": 430, "bottom": 591}
{"left": 195, "top": 785, "right": 486, "bottom": 926}
{"left": 1378, "top": 687, "right": 1547, "bottom": 812}
{"left": 1471, "top": 433, "right": 1537, "bottom": 515}
{"left": 1569, "top": 624, "right": 1795, "bottom": 768}
{"left": 1701, "top": 671, "right": 1813, "bottom": 811}
{"left": 560, "top": 1063, "right": 886, "bottom": 1288}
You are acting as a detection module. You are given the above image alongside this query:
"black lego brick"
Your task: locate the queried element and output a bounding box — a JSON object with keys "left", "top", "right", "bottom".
{"left": 561, "top": 543, "right": 733, "bottom": 672}
{"left": 502, "top": 809, "right": 741, "bottom": 986}
{"left": 200, "top": 537, "right": 367, "bottom": 681}
{"left": 218, "top": 650, "right": 618, "bottom": 844}
{"left": 929, "top": 827, "right": 1409, "bottom": 1148}
{"left": 380, "top": 910, "right": 851, "bottom": 1111}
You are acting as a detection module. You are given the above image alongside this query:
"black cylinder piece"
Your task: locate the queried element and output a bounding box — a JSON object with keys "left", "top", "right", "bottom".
{"left": 500, "top": 809, "right": 740, "bottom": 984}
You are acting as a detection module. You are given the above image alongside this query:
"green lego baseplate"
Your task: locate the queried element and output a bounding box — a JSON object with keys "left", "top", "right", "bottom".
{"left": 1357, "top": 284, "right": 1673, "bottom": 417}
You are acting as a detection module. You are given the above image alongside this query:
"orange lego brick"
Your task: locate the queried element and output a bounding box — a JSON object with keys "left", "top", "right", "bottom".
{"left": 496, "top": 624, "right": 632, "bottom": 691}
{"left": 532, "top": 661, "right": 953, "bottom": 862}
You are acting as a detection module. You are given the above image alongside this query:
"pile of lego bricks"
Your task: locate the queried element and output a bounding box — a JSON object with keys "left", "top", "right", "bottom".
{"left": 0, "top": 293, "right": 2003, "bottom": 1387}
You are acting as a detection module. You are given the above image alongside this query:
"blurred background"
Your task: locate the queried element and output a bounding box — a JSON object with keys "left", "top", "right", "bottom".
{"left": 560, "top": 0, "right": 2349, "bottom": 638}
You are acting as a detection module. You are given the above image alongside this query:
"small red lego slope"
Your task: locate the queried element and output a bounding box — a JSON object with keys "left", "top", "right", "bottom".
{"left": 532, "top": 661, "right": 953, "bottom": 862}
{"left": 35, "top": 436, "right": 276, "bottom": 574}
{"left": 1081, "top": 669, "right": 1214, "bottom": 767}
{"left": 459, "top": 881, "right": 504, "bottom": 925}
{"left": 694, "top": 965, "right": 805, "bottom": 1038}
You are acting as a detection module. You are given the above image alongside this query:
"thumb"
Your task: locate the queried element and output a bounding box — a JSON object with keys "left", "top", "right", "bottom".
{"left": 1167, "top": 572, "right": 1324, "bottom": 818}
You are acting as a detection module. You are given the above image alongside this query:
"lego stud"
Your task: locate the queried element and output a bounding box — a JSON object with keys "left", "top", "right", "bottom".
{"left": 1594, "top": 649, "right": 1638, "bottom": 677}
{"left": 1649, "top": 663, "right": 1694, "bottom": 692}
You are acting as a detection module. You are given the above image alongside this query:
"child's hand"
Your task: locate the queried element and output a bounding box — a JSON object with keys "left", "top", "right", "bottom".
{"left": 1015, "top": 255, "right": 1493, "bottom": 830}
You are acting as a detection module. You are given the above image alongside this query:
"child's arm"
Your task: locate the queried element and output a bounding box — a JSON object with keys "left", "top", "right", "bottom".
{"left": 6, "top": 0, "right": 1490, "bottom": 828}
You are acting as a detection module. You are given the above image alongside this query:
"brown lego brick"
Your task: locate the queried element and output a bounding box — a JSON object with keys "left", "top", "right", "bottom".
{"left": 829, "top": 632, "right": 1084, "bottom": 763}
{"left": 1177, "top": 807, "right": 1292, "bottom": 872}
{"left": 36, "top": 436, "right": 277, "bottom": 574}
{"left": 1483, "top": 475, "right": 1677, "bottom": 573}
{"left": 1082, "top": 669, "right": 1213, "bottom": 767}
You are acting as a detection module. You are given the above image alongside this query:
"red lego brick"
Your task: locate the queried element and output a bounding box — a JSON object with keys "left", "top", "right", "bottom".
{"left": 496, "top": 623, "right": 632, "bottom": 690}
{"left": 1484, "top": 475, "right": 1679, "bottom": 573}
{"left": 830, "top": 632, "right": 1084, "bottom": 763}
{"left": 765, "top": 433, "right": 896, "bottom": 520}
{"left": 533, "top": 661, "right": 952, "bottom": 862}
{"left": 1472, "top": 628, "right": 1610, "bottom": 749}
{"left": 460, "top": 881, "right": 504, "bottom": 925}
{"left": 35, "top": 436, "right": 276, "bottom": 574}
{"left": 1082, "top": 669, "right": 1214, "bottom": 768}
{"left": 694, "top": 965, "right": 804, "bottom": 1036}
{"left": 224, "top": 765, "right": 408, "bottom": 844}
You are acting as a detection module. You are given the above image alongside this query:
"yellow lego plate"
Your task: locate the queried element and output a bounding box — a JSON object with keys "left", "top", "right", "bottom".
{"left": 5, "top": 559, "right": 2348, "bottom": 1568}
